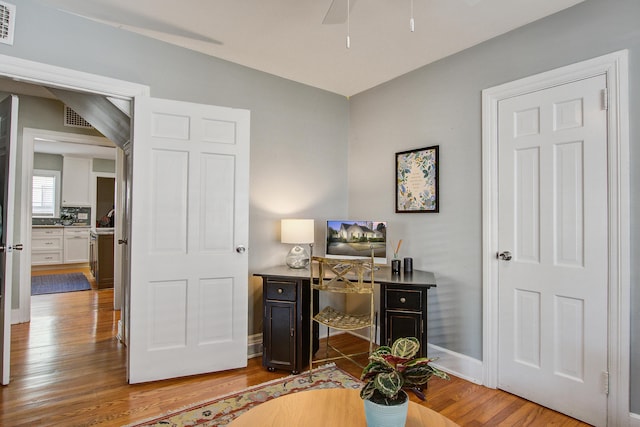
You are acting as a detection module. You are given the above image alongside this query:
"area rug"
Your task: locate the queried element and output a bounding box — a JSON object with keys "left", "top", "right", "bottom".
{"left": 127, "top": 363, "right": 363, "bottom": 427}
{"left": 31, "top": 272, "right": 91, "bottom": 295}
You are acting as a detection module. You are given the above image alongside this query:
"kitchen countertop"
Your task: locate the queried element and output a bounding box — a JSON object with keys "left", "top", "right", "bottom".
{"left": 33, "top": 224, "right": 91, "bottom": 228}
{"left": 91, "top": 228, "right": 115, "bottom": 235}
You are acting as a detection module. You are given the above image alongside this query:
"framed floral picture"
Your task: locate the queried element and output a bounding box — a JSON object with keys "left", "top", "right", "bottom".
{"left": 395, "top": 145, "right": 439, "bottom": 213}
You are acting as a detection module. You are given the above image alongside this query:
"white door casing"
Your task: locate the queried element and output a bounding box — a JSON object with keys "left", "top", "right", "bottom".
{"left": 0, "top": 55, "right": 252, "bottom": 385}
{"left": 18, "top": 129, "right": 118, "bottom": 324}
{"left": 0, "top": 94, "right": 18, "bottom": 385}
{"left": 497, "top": 75, "right": 607, "bottom": 425}
{"left": 482, "top": 51, "right": 630, "bottom": 426}
{"left": 128, "top": 96, "right": 250, "bottom": 383}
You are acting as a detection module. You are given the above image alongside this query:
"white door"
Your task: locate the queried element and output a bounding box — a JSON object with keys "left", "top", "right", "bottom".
{"left": 118, "top": 144, "right": 132, "bottom": 344}
{"left": 128, "top": 96, "right": 250, "bottom": 383}
{"left": 497, "top": 75, "right": 608, "bottom": 425}
{"left": 0, "top": 95, "right": 18, "bottom": 385}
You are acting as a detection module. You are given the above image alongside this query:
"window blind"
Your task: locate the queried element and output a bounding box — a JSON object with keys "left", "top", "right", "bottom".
{"left": 32, "top": 174, "right": 56, "bottom": 216}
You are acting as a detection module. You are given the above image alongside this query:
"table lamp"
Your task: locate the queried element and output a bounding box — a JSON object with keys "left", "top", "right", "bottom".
{"left": 281, "top": 219, "right": 314, "bottom": 269}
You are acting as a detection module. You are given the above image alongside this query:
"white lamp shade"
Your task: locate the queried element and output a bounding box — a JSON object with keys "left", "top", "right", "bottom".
{"left": 281, "top": 219, "right": 314, "bottom": 244}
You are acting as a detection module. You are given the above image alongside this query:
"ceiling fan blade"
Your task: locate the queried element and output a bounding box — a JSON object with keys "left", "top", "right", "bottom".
{"left": 322, "top": 0, "right": 357, "bottom": 25}
{"left": 41, "top": 0, "right": 223, "bottom": 45}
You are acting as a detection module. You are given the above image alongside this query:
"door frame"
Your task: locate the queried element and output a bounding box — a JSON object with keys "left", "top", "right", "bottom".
{"left": 481, "top": 50, "right": 630, "bottom": 424}
{"left": 0, "top": 55, "right": 148, "bottom": 321}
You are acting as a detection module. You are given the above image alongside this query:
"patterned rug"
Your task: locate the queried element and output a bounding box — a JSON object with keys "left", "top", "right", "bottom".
{"left": 127, "top": 363, "right": 363, "bottom": 427}
{"left": 31, "top": 272, "right": 91, "bottom": 295}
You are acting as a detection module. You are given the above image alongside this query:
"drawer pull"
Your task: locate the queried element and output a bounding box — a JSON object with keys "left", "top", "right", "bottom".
{"left": 400, "top": 297, "right": 406, "bottom": 303}
{"left": 277, "top": 288, "right": 284, "bottom": 294}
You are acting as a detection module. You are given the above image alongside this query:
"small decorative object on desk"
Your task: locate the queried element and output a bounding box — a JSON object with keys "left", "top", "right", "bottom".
{"left": 403, "top": 257, "right": 413, "bottom": 273}
{"left": 360, "top": 337, "right": 449, "bottom": 427}
{"left": 391, "top": 240, "right": 402, "bottom": 274}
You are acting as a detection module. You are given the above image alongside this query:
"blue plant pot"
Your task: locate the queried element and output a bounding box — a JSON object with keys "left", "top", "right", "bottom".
{"left": 363, "top": 392, "right": 409, "bottom": 427}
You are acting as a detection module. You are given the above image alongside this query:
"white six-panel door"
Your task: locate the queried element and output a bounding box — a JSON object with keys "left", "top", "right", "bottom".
{"left": 0, "top": 95, "right": 18, "bottom": 385}
{"left": 128, "top": 96, "right": 250, "bottom": 383}
{"left": 497, "top": 75, "right": 608, "bottom": 426}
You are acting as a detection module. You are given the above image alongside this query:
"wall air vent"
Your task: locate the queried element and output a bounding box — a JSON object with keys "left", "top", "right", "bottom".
{"left": 64, "top": 105, "right": 94, "bottom": 129}
{"left": 0, "top": 1, "right": 15, "bottom": 46}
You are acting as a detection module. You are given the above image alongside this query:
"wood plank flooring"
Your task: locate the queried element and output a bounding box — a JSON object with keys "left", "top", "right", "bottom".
{"left": 1, "top": 269, "right": 591, "bottom": 426}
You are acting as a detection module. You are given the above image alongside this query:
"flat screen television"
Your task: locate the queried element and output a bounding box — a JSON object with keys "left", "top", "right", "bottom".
{"left": 325, "top": 220, "right": 388, "bottom": 264}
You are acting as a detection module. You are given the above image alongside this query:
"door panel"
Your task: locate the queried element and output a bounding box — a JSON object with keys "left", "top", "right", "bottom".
{"left": 497, "top": 75, "right": 608, "bottom": 426}
{"left": 128, "top": 96, "right": 250, "bottom": 383}
{"left": 0, "top": 95, "right": 18, "bottom": 385}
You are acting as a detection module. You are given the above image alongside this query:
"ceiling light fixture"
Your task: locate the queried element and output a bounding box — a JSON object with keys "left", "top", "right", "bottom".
{"left": 346, "top": 0, "right": 351, "bottom": 49}
{"left": 410, "top": 0, "right": 415, "bottom": 32}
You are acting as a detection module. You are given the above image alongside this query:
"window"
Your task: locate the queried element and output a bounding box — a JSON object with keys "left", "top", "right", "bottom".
{"left": 32, "top": 169, "right": 61, "bottom": 218}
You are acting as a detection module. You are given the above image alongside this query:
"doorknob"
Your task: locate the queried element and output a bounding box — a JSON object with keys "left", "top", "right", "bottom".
{"left": 236, "top": 245, "right": 246, "bottom": 254}
{"left": 0, "top": 243, "right": 24, "bottom": 252}
{"left": 497, "top": 251, "right": 512, "bottom": 261}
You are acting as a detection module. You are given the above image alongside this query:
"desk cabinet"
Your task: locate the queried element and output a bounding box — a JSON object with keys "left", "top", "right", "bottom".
{"left": 260, "top": 275, "right": 318, "bottom": 374}
{"left": 256, "top": 267, "right": 435, "bottom": 370}
{"left": 380, "top": 283, "right": 430, "bottom": 357}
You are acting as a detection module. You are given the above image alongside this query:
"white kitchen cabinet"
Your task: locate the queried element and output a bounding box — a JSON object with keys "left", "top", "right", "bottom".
{"left": 32, "top": 227, "right": 64, "bottom": 265}
{"left": 62, "top": 156, "right": 92, "bottom": 206}
{"left": 63, "top": 227, "right": 90, "bottom": 263}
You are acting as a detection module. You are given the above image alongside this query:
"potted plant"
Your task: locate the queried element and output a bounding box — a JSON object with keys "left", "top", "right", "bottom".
{"left": 360, "top": 337, "right": 449, "bottom": 427}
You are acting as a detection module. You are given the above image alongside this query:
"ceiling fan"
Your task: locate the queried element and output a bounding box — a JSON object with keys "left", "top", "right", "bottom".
{"left": 321, "top": 0, "right": 483, "bottom": 25}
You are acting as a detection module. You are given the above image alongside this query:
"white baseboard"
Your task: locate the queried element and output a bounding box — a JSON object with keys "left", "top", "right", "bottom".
{"left": 426, "top": 343, "right": 483, "bottom": 385}
{"left": 339, "top": 331, "right": 484, "bottom": 385}
{"left": 11, "top": 308, "right": 23, "bottom": 324}
{"left": 630, "top": 412, "right": 640, "bottom": 427}
{"left": 247, "top": 333, "right": 262, "bottom": 359}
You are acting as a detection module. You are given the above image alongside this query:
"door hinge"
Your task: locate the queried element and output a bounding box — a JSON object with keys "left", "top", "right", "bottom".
{"left": 601, "top": 88, "right": 608, "bottom": 111}
{"left": 602, "top": 371, "right": 609, "bottom": 395}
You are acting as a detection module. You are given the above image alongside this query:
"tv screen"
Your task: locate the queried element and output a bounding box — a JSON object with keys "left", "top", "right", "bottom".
{"left": 325, "top": 220, "right": 387, "bottom": 264}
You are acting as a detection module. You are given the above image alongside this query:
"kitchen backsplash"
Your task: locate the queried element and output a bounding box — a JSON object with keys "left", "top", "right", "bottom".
{"left": 32, "top": 206, "right": 91, "bottom": 226}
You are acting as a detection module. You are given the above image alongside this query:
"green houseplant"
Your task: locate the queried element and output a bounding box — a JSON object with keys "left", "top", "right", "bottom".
{"left": 360, "top": 337, "right": 449, "bottom": 426}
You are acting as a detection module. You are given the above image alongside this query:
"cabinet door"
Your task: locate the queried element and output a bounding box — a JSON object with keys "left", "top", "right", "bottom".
{"left": 64, "top": 233, "right": 90, "bottom": 263}
{"left": 382, "top": 286, "right": 428, "bottom": 357}
{"left": 385, "top": 311, "right": 423, "bottom": 344}
{"left": 62, "top": 156, "right": 91, "bottom": 206}
{"left": 263, "top": 301, "right": 296, "bottom": 371}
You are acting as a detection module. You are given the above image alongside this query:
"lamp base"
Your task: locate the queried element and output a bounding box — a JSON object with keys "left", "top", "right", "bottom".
{"left": 285, "top": 245, "right": 309, "bottom": 269}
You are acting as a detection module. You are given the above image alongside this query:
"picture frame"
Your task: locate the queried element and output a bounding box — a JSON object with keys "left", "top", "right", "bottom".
{"left": 395, "top": 145, "right": 439, "bottom": 213}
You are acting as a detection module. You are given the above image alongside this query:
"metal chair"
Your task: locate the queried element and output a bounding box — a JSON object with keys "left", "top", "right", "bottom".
{"left": 309, "top": 250, "right": 376, "bottom": 376}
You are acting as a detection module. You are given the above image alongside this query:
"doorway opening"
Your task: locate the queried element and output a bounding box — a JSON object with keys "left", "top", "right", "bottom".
{"left": 0, "top": 53, "right": 149, "bottom": 386}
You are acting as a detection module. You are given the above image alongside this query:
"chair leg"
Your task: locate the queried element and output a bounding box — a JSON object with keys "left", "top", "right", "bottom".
{"left": 325, "top": 326, "right": 331, "bottom": 359}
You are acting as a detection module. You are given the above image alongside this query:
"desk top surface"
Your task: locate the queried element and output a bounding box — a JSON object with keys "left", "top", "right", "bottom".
{"left": 229, "top": 388, "right": 458, "bottom": 427}
{"left": 254, "top": 264, "right": 436, "bottom": 287}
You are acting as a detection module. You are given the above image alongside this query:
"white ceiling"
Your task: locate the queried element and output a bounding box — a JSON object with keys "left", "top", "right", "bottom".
{"left": 37, "top": 0, "right": 584, "bottom": 96}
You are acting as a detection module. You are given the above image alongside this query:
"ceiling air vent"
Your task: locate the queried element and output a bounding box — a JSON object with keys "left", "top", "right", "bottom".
{"left": 0, "top": 1, "right": 15, "bottom": 46}
{"left": 64, "top": 105, "right": 94, "bottom": 129}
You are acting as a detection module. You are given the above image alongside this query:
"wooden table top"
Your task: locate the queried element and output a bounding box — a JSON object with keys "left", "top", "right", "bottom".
{"left": 229, "top": 388, "right": 459, "bottom": 427}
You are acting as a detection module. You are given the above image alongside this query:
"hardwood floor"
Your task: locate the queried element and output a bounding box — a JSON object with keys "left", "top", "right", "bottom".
{"left": 2, "top": 272, "right": 591, "bottom": 426}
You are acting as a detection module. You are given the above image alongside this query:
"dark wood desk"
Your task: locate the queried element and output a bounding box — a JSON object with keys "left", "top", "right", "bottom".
{"left": 254, "top": 265, "right": 436, "bottom": 373}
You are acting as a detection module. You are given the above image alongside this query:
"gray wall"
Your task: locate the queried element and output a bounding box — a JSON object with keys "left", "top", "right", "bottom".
{"left": 349, "top": 0, "right": 639, "bottom": 414}
{"left": 33, "top": 152, "right": 62, "bottom": 171}
{"left": 1, "top": 0, "right": 349, "bottom": 337}
{"left": 93, "top": 159, "right": 115, "bottom": 173}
